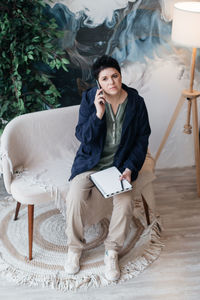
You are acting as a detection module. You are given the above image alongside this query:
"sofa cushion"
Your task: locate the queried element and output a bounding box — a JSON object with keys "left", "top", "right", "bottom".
{"left": 11, "top": 158, "right": 72, "bottom": 206}
{"left": 10, "top": 152, "right": 156, "bottom": 224}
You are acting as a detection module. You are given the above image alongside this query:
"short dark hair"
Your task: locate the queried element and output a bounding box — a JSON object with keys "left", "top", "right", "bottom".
{"left": 92, "top": 55, "right": 121, "bottom": 80}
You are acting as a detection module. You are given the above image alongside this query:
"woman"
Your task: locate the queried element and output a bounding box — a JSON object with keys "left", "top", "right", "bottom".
{"left": 65, "top": 55, "right": 151, "bottom": 281}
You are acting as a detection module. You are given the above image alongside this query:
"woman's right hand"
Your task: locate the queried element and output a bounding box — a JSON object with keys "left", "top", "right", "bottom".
{"left": 94, "top": 88, "right": 106, "bottom": 119}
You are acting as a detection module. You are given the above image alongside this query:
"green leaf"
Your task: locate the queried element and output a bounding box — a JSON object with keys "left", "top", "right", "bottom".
{"left": 61, "top": 58, "right": 69, "bottom": 65}
{"left": 62, "top": 64, "right": 69, "bottom": 72}
{"left": 32, "top": 36, "right": 40, "bottom": 42}
{"left": 44, "top": 90, "right": 53, "bottom": 95}
{"left": 28, "top": 54, "right": 34, "bottom": 60}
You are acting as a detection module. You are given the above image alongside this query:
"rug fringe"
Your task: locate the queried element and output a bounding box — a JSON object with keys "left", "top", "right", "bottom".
{"left": 120, "top": 219, "right": 164, "bottom": 281}
{"left": 0, "top": 217, "right": 163, "bottom": 292}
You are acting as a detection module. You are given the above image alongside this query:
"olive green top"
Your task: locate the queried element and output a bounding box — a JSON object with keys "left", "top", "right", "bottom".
{"left": 94, "top": 97, "right": 128, "bottom": 170}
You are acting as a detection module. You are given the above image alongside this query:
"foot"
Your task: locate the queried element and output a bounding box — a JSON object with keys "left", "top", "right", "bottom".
{"left": 64, "top": 249, "right": 81, "bottom": 275}
{"left": 104, "top": 250, "right": 120, "bottom": 281}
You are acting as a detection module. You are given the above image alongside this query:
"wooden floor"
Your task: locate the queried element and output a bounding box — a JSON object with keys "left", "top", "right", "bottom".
{"left": 0, "top": 166, "right": 200, "bottom": 300}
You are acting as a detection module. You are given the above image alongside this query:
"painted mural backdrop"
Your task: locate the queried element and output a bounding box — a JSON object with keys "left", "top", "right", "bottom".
{"left": 44, "top": 0, "right": 199, "bottom": 168}
{"left": 44, "top": 0, "right": 171, "bottom": 106}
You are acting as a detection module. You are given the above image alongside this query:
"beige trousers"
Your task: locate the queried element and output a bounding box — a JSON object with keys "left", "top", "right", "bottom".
{"left": 65, "top": 170, "right": 133, "bottom": 254}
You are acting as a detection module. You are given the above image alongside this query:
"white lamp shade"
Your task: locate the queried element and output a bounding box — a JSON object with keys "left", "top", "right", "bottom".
{"left": 172, "top": 2, "right": 200, "bottom": 48}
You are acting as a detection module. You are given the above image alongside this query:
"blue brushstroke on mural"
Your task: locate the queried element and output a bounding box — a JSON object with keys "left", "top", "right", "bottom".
{"left": 42, "top": 0, "right": 172, "bottom": 107}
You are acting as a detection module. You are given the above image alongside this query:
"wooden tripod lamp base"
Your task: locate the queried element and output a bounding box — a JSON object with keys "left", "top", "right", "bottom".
{"left": 155, "top": 89, "right": 200, "bottom": 196}
{"left": 157, "top": 2, "right": 200, "bottom": 196}
{"left": 155, "top": 48, "right": 200, "bottom": 196}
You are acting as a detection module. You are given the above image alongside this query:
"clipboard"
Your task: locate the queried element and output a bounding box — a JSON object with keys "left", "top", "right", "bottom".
{"left": 89, "top": 166, "right": 132, "bottom": 198}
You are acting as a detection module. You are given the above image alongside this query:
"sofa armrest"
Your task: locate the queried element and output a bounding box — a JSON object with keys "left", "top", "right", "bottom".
{"left": 0, "top": 105, "right": 80, "bottom": 191}
{"left": 1, "top": 154, "right": 12, "bottom": 194}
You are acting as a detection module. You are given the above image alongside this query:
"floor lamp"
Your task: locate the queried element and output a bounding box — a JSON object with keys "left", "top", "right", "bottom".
{"left": 155, "top": 2, "right": 200, "bottom": 196}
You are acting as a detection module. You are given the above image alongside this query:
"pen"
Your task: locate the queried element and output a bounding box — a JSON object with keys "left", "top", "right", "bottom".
{"left": 120, "top": 176, "right": 124, "bottom": 191}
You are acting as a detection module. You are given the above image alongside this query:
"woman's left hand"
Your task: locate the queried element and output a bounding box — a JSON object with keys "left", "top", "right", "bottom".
{"left": 120, "top": 168, "right": 132, "bottom": 183}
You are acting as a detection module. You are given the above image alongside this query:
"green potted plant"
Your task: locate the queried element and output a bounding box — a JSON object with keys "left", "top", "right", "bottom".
{"left": 0, "top": 0, "right": 69, "bottom": 132}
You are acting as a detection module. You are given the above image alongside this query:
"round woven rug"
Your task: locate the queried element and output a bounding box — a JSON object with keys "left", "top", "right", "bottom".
{"left": 0, "top": 196, "right": 163, "bottom": 292}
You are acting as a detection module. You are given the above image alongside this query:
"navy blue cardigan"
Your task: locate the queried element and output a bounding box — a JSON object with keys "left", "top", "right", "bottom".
{"left": 69, "top": 83, "right": 151, "bottom": 182}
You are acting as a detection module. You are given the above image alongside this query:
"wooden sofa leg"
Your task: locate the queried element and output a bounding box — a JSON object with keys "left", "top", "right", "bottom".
{"left": 28, "top": 204, "right": 34, "bottom": 260}
{"left": 14, "top": 202, "right": 21, "bottom": 220}
{"left": 141, "top": 195, "right": 150, "bottom": 226}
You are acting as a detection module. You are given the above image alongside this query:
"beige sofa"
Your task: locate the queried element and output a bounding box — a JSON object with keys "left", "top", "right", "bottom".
{"left": 0, "top": 105, "right": 156, "bottom": 260}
